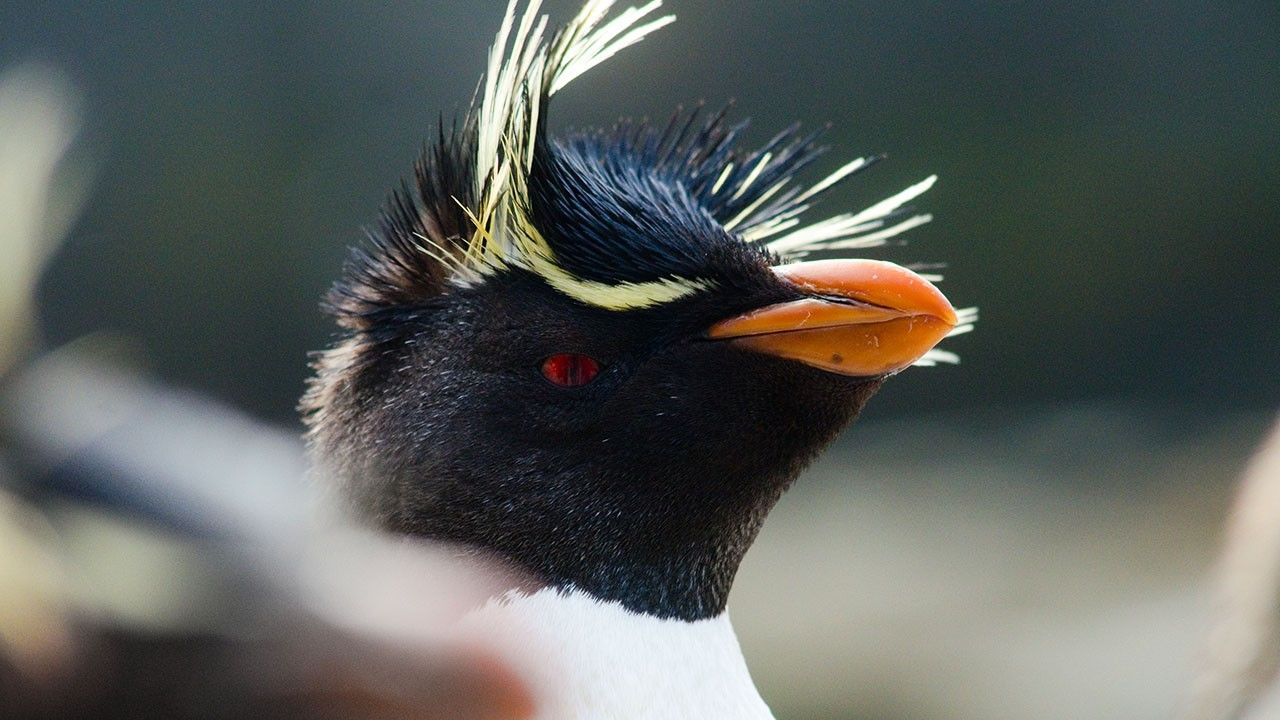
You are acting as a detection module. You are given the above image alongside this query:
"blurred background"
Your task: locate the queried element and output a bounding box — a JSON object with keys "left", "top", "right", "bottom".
{"left": 1, "top": 1, "right": 1277, "bottom": 719}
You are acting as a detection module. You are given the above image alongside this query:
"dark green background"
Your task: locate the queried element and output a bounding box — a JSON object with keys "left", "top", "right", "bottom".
{"left": 4, "top": 1, "right": 1277, "bottom": 426}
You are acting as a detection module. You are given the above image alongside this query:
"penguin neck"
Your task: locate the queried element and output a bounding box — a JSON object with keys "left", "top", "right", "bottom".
{"left": 386, "top": 461, "right": 787, "bottom": 621}
{"left": 460, "top": 586, "right": 775, "bottom": 720}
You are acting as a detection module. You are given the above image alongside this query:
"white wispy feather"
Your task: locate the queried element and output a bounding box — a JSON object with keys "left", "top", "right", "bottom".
{"left": 467, "top": 0, "right": 673, "bottom": 272}
{"left": 913, "top": 307, "right": 978, "bottom": 366}
{"left": 439, "top": 0, "right": 975, "bottom": 334}
{"left": 766, "top": 174, "right": 938, "bottom": 257}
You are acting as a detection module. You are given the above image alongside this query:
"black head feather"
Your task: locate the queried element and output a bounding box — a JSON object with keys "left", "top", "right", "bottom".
{"left": 325, "top": 116, "right": 479, "bottom": 329}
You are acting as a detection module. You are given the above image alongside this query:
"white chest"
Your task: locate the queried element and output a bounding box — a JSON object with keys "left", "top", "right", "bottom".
{"left": 458, "top": 588, "right": 775, "bottom": 720}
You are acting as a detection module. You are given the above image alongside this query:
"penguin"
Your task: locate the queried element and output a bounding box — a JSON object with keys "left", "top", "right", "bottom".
{"left": 302, "top": 1, "right": 975, "bottom": 716}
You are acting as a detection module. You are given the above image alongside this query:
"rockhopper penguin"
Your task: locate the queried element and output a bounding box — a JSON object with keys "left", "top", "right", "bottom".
{"left": 303, "top": 1, "right": 975, "bottom": 716}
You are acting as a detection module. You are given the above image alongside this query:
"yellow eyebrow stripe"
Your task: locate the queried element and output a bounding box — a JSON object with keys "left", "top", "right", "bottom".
{"left": 529, "top": 253, "right": 713, "bottom": 310}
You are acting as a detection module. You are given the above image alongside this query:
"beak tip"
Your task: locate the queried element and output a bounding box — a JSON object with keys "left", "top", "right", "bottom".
{"left": 710, "top": 258, "right": 960, "bottom": 378}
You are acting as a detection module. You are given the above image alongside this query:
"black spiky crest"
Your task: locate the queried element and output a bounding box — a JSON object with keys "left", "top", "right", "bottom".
{"left": 326, "top": 0, "right": 952, "bottom": 325}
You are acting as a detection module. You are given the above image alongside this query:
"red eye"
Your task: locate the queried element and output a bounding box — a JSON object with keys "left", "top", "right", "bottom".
{"left": 541, "top": 353, "right": 601, "bottom": 387}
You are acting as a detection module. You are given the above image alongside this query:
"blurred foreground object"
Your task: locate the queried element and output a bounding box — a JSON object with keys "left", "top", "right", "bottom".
{"left": 0, "top": 350, "right": 534, "bottom": 720}
{"left": 0, "top": 64, "right": 83, "bottom": 375}
{"left": 1185, "top": 416, "right": 1280, "bottom": 720}
{"left": 0, "top": 61, "right": 533, "bottom": 719}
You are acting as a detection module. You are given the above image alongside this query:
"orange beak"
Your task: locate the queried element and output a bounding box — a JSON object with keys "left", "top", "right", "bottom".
{"left": 707, "top": 259, "right": 958, "bottom": 377}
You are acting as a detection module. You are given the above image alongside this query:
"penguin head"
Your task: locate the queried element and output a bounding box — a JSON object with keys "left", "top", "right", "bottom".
{"left": 304, "top": 2, "right": 971, "bottom": 620}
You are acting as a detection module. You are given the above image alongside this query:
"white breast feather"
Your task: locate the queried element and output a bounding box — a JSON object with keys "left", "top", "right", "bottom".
{"left": 457, "top": 587, "right": 775, "bottom": 719}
